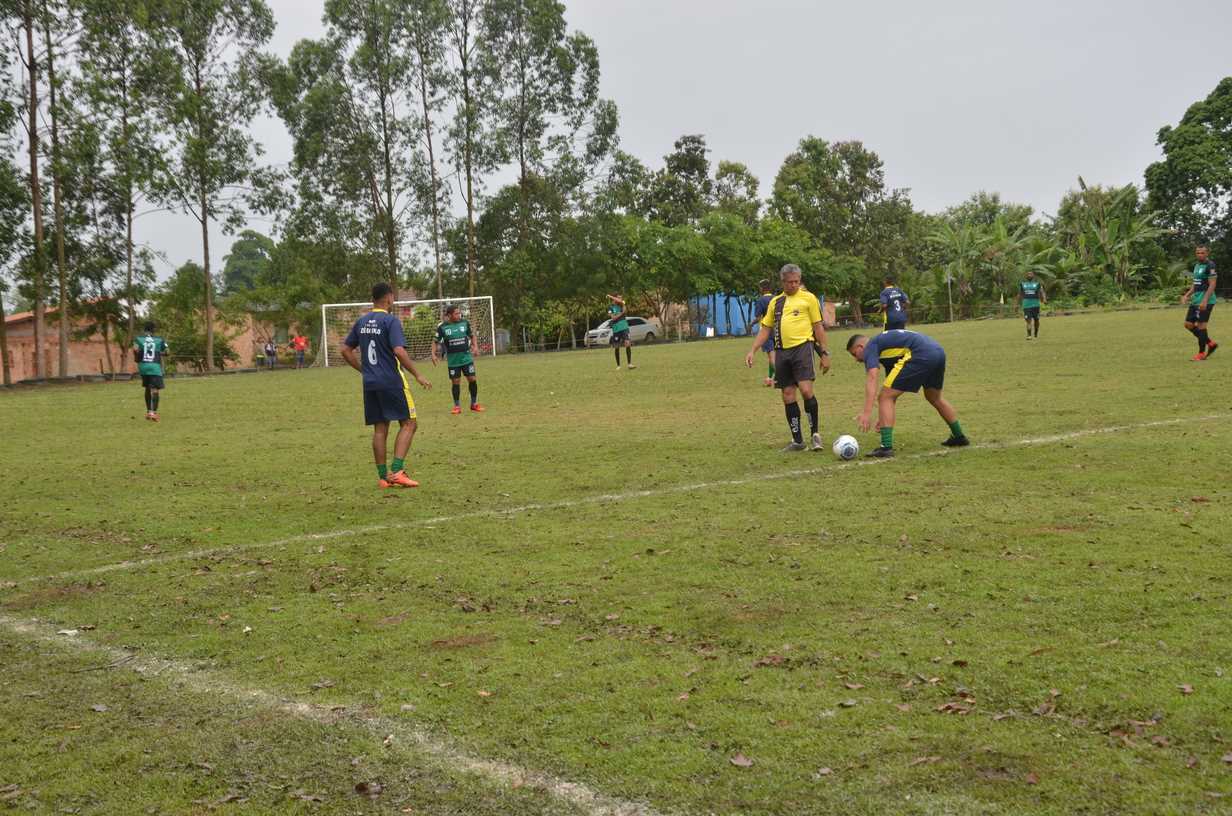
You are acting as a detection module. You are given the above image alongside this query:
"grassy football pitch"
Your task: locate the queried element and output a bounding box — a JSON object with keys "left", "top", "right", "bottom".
{"left": 2, "top": 308, "right": 1231, "bottom": 815}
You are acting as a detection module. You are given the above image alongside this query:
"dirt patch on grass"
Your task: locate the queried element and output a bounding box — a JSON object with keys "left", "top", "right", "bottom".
{"left": 428, "top": 633, "right": 496, "bottom": 650}
{"left": 2, "top": 582, "right": 104, "bottom": 611}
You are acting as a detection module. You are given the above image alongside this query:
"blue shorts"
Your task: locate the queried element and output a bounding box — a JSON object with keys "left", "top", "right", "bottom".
{"left": 610, "top": 329, "right": 630, "bottom": 345}
{"left": 883, "top": 352, "right": 945, "bottom": 393}
{"left": 885, "top": 319, "right": 907, "bottom": 331}
{"left": 1186, "top": 304, "right": 1214, "bottom": 324}
{"left": 363, "top": 388, "right": 415, "bottom": 425}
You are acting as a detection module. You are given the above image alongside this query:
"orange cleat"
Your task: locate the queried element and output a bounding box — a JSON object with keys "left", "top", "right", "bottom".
{"left": 450, "top": 405, "right": 462, "bottom": 415}
{"left": 1205, "top": 341, "right": 1218, "bottom": 358}
{"left": 386, "top": 470, "right": 419, "bottom": 488}
{"left": 470, "top": 403, "right": 485, "bottom": 412}
{"left": 378, "top": 477, "right": 392, "bottom": 489}
{"left": 150, "top": 412, "right": 159, "bottom": 422}
{"left": 1191, "top": 352, "right": 1207, "bottom": 361}
{"left": 145, "top": 411, "right": 154, "bottom": 421}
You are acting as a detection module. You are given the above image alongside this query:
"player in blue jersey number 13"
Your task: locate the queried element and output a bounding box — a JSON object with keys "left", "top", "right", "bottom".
{"left": 341, "top": 283, "right": 433, "bottom": 489}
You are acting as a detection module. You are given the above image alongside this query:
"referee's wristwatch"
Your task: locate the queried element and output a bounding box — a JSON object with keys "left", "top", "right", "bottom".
{"left": 817, "top": 348, "right": 829, "bottom": 356}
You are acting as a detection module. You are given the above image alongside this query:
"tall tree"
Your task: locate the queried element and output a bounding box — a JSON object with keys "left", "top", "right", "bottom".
{"left": 648, "top": 134, "right": 712, "bottom": 227}
{"left": 405, "top": 0, "right": 451, "bottom": 298}
{"left": 445, "top": 0, "right": 500, "bottom": 297}
{"left": 1145, "top": 77, "right": 1232, "bottom": 260}
{"left": 18, "top": 0, "right": 48, "bottom": 378}
{"left": 770, "top": 137, "right": 914, "bottom": 317}
{"left": 713, "top": 160, "right": 760, "bottom": 226}
{"left": 154, "top": 0, "right": 274, "bottom": 371}
{"left": 75, "top": 0, "right": 166, "bottom": 364}
{"left": 0, "top": 51, "right": 29, "bottom": 385}
{"left": 39, "top": 0, "right": 73, "bottom": 376}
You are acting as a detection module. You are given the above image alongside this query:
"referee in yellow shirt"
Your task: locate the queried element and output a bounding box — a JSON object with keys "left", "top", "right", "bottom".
{"left": 745, "top": 264, "right": 831, "bottom": 451}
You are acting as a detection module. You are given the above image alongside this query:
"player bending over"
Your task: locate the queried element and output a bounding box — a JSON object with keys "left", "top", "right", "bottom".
{"left": 1018, "top": 271, "right": 1046, "bottom": 339}
{"left": 606, "top": 293, "right": 636, "bottom": 370}
{"left": 134, "top": 321, "right": 169, "bottom": 422}
{"left": 845, "top": 329, "right": 968, "bottom": 458}
{"left": 433, "top": 303, "right": 484, "bottom": 414}
{"left": 1182, "top": 244, "right": 1218, "bottom": 360}
{"left": 745, "top": 264, "right": 831, "bottom": 452}
{"left": 751, "top": 279, "right": 776, "bottom": 386}
{"left": 341, "top": 283, "right": 432, "bottom": 488}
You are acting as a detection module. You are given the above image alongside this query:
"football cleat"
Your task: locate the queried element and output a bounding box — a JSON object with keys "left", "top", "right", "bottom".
{"left": 941, "top": 435, "right": 970, "bottom": 447}
{"left": 451, "top": 405, "right": 462, "bottom": 415}
{"left": 150, "top": 412, "right": 159, "bottom": 422}
{"left": 763, "top": 377, "right": 774, "bottom": 387}
{"left": 1205, "top": 341, "right": 1218, "bottom": 358}
{"left": 810, "top": 433, "right": 825, "bottom": 452}
{"left": 378, "top": 477, "right": 392, "bottom": 489}
{"left": 866, "top": 446, "right": 895, "bottom": 458}
{"left": 470, "top": 403, "right": 485, "bottom": 412}
{"left": 627, "top": 364, "right": 637, "bottom": 370}
{"left": 1191, "top": 352, "right": 1207, "bottom": 361}
{"left": 386, "top": 470, "right": 419, "bottom": 488}
{"left": 781, "top": 441, "right": 807, "bottom": 453}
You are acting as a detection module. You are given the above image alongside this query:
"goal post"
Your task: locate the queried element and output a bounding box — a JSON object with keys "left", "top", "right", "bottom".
{"left": 320, "top": 296, "right": 497, "bottom": 368}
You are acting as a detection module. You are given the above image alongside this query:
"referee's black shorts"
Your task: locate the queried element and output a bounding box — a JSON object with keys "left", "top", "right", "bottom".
{"left": 773, "top": 343, "right": 815, "bottom": 388}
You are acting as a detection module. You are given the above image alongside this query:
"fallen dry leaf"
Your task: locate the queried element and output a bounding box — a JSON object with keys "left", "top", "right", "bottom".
{"left": 1179, "top": 684, "right": 1195, "bottom": 695}
{"left": 844, "top": 682, "right": 864, "bottom": 690}
{"left": 89, "top": 704, "right": 108, "bottom": 713}
{"left": 754, "top": 654, "right": 786, "bottom": 668}
{"left": 477, "top": 690, "right": 492, "bottom": 698}
{"left": 815, "top": 767, "right": 833, "bottom": 777}
{"left": 677, "top": 693, "right": 690, "bottom": 702}
{"left": 1024, "top": 772, "right": 1040, "bottom": 785}
{"left": 839, "top": 699, "right": 858, "bottom": 708}
{"left": 908, "top": 755, "right": 941, "bottom": 766}
{"left": 729, "top": 753, "right": 754, "bottom": 768}
{"left": 1222, "top": 753, "right": 1232, "bottom": 765}
{"left": 895, "top": 703, "right": 911, "bottom": 712}
{"left": 1191, "top": 496, "right": 1210, "bottom": 503}
{"left": 1186, "top": 756, "right": 1199, "bottom": 769}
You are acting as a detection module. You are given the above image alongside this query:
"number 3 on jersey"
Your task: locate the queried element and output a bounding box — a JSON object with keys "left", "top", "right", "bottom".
{"left": 367, "top": 340, "right": 378, "bottom": 365}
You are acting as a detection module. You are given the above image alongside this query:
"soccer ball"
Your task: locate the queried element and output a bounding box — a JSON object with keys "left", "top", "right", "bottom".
{"left": 832, "top": 434, "right": 859, "bottom": 461}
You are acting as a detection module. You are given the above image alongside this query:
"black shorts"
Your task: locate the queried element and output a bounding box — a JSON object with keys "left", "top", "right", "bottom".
{"left": 1186, "top": 304, "right": 1214, "bottom": 324}
{"left": 773, "top": 343, "right": 815, "bottom": 388}
{"left": 884, "top": 352, "right": 945, "bottom": 393}
{"left": 141, "top": 374, "right": 165, "bottom": 390}
{"left": 1024, "top": 307, "right": 1040, "bottom": 320}
{"left": 610, "top": 329, "right": 630, "bottom": 345}
{"left": 363, "top": 388, "right": 414, "bottom": 425}
{"left": 296, "top": 351, "right": 305, "bottom": 364}
{"left": 449, "top": 362, "right": 476, "bottom": 379}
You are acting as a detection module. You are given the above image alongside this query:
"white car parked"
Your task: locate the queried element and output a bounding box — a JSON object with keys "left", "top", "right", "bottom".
{"left": 585, "top": 317, "right": 659, "bottom": 347}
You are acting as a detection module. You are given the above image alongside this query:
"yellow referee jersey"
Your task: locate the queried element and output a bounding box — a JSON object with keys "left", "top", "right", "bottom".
{"left": 759, "top": 290, "right": 823, "bottom": 349}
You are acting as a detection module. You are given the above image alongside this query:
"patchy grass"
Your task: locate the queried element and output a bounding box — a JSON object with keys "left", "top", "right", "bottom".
{"left": 2, "top": 308, "right": 1232, "bottom": 814}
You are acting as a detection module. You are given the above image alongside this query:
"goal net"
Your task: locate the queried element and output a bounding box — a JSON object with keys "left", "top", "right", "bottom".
{"left": 320, "top": 296, "right": 496, "bottom": 368}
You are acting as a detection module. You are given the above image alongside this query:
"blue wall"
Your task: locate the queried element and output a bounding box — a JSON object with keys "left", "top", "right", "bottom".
{"left": 689, "top": 293, "right": 758, "bottom": 337}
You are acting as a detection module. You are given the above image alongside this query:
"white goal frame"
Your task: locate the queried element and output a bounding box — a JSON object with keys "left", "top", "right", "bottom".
{"left": 320, "top": 295, "right": 497, "bottom": 368}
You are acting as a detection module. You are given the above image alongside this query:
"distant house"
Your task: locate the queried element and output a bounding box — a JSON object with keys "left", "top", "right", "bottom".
{"left": 3, "top": 309, "right": 117, "bottom": 381}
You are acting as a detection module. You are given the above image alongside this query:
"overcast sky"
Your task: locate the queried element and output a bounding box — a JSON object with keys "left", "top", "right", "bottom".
{"left": 136, "top": 0, "right": 1232, "bottom": 279}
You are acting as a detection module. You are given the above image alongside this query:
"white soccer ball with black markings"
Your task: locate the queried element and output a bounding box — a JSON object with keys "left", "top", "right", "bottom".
{"left": 832, "top": 434, "right": 859, "bottom": 461}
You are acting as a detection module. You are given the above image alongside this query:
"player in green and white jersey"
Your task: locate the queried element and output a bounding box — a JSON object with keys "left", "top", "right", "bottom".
{"left": 133, "top": 321, "right": 169, "bottom": 422}
{"left": 1018, "top": 271, "right": 1046, "bottom": 339}
{"left": 433, "top": 304, "right": 484, "bottom": 414}
{"left": 1182, "top": 244, "right": 1218, "bottom": 361}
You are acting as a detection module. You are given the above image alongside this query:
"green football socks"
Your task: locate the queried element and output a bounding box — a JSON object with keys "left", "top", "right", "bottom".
{"left": 948, "top": 420, "right": 964, "bottom": 438}
{"left": 377, "top": 463, "right": 388, "bottom": 479}
{"left": 880, "top": 427, "right": 893, "bottom": 448}
{"left": 391, "top": 457, "right": 405, "bottom": 475}
{"left": 768, "top": 362, "right": 775, "bottom": 379}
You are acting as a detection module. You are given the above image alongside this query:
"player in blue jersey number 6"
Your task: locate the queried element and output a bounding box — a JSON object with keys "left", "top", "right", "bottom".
{"left": 341, "top": 283, "right": 432, "bottom": 488}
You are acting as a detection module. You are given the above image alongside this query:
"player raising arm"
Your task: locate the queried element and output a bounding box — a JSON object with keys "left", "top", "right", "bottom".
{"left": 846, "top": 329, "right": 968, "bottom": 458}
{"left": 1181, "top": 243, "right": 1218, "bottom": 360}
{"left": 341, "top": 283, "right": 432, "bottom": 489}
{"left": 606, "top": 293, "right": 636, "bottom": 370}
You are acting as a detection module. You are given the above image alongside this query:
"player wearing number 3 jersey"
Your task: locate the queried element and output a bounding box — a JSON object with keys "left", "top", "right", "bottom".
{"left": 342, "top": 283, "right": 432, "bottom": 489}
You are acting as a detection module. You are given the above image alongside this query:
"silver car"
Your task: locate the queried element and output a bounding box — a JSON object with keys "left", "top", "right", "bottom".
{"left": 585, "top": 316, "right": 658, "bottom": 347}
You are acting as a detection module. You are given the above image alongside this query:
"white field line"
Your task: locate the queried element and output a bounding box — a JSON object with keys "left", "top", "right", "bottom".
{"left": 0, "top": 614, "right": 662, "bottom": 816}
{"left": 18, "top": 413, "right": 1227, "bottom": 586}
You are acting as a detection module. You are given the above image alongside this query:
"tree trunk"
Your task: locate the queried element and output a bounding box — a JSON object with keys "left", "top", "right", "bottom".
{"left": 457, "top": 5, "right": 479, "bottom": 298}
{"left": 464, "top": 134, "right": 478, "bottom": 297}
{"left": 201, "top": 191, "right": 215, "bottom": 371}
{"left": 24, "top": 1, "right": 47, "bottom": 380}
{"left": 101, "top": 314, "right": 114, "bottom": 375}
{"left": 122, "top": 103, "right": 136, "bottom": 364}
{"left": 0, "top": 284, "right": 10, "bottom": 386}
{"left": 378, "top": 83, "right": 398, "bottom": 281}
{"left": 414, "top": 50, "right": 445, "bottom": 300}
{"left": 42, "top": 0, "right": 69, "bottom": 377}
